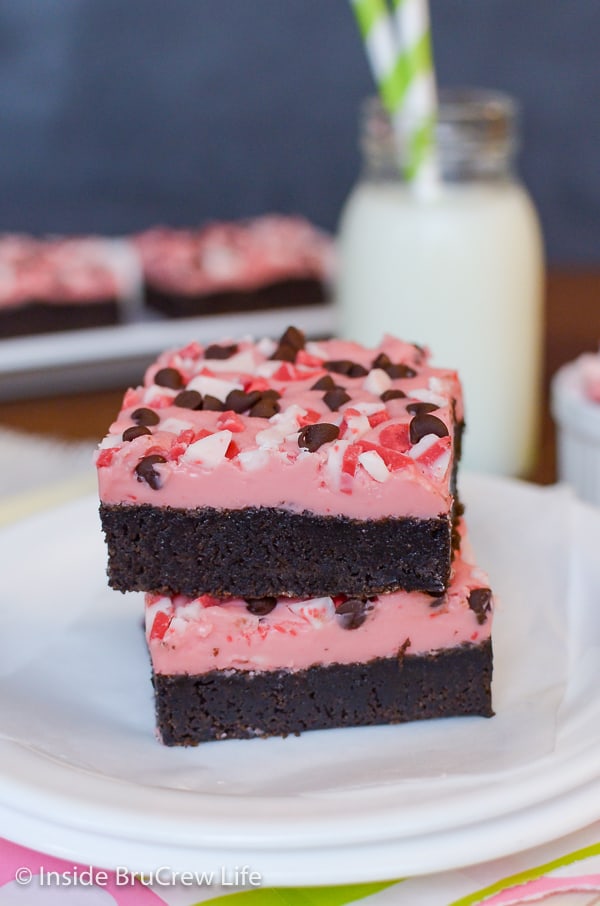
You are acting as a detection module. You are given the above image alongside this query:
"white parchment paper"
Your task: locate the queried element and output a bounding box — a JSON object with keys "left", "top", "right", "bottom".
{"left": 0, "top": 474, "right": 598, "bottom": 803}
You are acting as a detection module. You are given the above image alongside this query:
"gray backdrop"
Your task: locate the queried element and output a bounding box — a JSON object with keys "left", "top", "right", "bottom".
{"left": 0, "top": 0, "right": 598, "bottom": 263}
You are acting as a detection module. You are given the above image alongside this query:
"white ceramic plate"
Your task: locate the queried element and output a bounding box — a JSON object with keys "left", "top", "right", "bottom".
{"left": 0, "top": 474, "right": 598, "bottom": 884}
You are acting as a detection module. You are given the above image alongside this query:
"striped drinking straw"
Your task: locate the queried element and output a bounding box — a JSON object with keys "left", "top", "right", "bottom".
{"left": 350, "top": 0, "right": 439, "bottom": 193}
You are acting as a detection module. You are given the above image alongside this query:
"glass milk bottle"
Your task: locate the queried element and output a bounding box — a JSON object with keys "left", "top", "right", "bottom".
{"left": 336, "top": 90, "right": 544, "bottom": 477}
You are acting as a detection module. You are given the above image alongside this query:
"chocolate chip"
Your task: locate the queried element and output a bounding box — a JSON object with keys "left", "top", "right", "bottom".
{"left": 225, "top": 389, "right": 262, "bottom": 413}
{"left": 270, "top": 343, "right": 297, "bottom": 362}
{"left": 202, "top": 395, "right": 225, "bottom": 411}
{"left": 371, "top": 352, "right": 392, "bottom": 370}
{"left": 380, "top": 389, "right": 407, "bottom": 402}
{"left": 298, "top": 423, "right": 340, "bottom": 452}
{"left": 135, "top": 454, "right": 166, "bottom": 490}
{"left": 429, "top": 592, "right": 446, "bottom": 608}
{"left": 324, "top": 360, "right": 368, "bottom": 377}
{"left": 311, "top": 375, "right": 337, "bottom": 391}
{"left": 468, "top": 588, "right": 493, "bottom": 625}
{"left": 409, "top": 413, "right": 449, "bottom": 444}
{"left": 323, "top": 388, "right": 351, "bottom": 411}
{"left": 204, "top": 343, "right": 238, "bottom": 359}
{"left": 131, "top": 407, "right": 160, "bottom": 426}
{"left": 154, "top": 367, "right": 184, "bottom": 389}
{"left": 260, "top": 389, "right": 281, "bottom": 401}
{"left": 386, "top": 363, "right": 417, "bottom": 379}
{"left": 279, "top": 326, "right": 305, "bottom": 350}
{"left": 245, "top": 597, "right": 278, "bottom": 616}
{"left": 122, "top": 425, "right": 151, "bottom": 442}
{"left": 406, "top": 401, "right": 439, "bottom": 416}
{"left": 173, "top": 389, "right": 203, "bottom": 410}
{"left": 249, "top": 398, "right": 280, "bottom": 418}
{"left": 336, "top": 598, "right": 372, "bottom": 630}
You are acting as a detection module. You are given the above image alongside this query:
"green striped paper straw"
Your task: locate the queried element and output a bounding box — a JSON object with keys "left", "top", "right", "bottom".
{"left": 391, "top": 0, "right": 438, "bottom": 187}
{"left": 350, "top": 0, "right": 439, "bottom": 192}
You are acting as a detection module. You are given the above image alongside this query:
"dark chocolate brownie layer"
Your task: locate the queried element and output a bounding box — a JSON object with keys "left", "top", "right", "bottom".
{"left": 100, "top": 503, "right": 452, "bottom": 597}
{"left": 144, "top": 277, "right": 326, "bottom": 318}
{"left": 153, "top": 640, "right": 493, "bottom": 745}
{"left": 0, "top": 298, "right": 119, "bottom": 339}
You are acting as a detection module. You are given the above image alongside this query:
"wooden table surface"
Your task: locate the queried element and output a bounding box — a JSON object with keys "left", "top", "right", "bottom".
{"left": 1, "top": 269, "right": 599, "bottom": 484}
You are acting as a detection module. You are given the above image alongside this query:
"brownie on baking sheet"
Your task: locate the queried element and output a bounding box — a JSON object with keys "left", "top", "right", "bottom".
{"left": 135, "top": 216, "right": 332, "bottom": 318}
{"left": 0, "top": 235, "right": 129, "bottom": 339}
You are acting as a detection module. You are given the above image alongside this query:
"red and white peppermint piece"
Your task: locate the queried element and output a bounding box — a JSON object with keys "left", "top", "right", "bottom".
{"left": 410, "top": 387, "right": 447, "bottom": 408}
{"left": 181, "top": 429, "right": 233, "bottom": 467}
{"left": 186, "top": 374, "right": 242, "bottom": 401}
{"left": 358, "top": 449, "right": 390, "bottom": 482}
{"left": 362, "top": 367, "right": 392, "bottom": 395}
{"left": 288, "top": 596, "right": 335, "bottom": 627}
{"left": 408, "top": 433, "right": 451, "bottom": 479}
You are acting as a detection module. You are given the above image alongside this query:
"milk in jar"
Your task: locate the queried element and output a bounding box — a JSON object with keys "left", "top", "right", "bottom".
{"left": 336, "top": 91, "right": 544, "bottom": 477}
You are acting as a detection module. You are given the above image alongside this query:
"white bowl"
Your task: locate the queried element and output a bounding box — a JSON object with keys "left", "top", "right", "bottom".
{"left": 551, "top": 357, "right": 600, "bottom": 506}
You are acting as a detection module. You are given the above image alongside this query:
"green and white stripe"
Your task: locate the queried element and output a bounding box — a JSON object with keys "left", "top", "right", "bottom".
{"left": 391, "top": 0, "right": 438, "bottom": 186}
{"left": 349, "top": 0, "right": 438, "bottom": 191}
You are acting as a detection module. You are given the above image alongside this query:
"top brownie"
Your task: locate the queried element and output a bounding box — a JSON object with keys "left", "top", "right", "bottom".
{"left": 97, "top": 327, "right": 464, "bottom": 597}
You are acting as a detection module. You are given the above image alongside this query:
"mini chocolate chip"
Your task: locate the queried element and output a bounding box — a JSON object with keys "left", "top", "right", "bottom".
{"left": 122, "top": 425, "right": 151, "bottom": 442}
{"left": 154, "top": 367, "right": 184, "bottom": 389}
{"left": 323, "top": 388, "right": 351, "bottom": 411}
{"left": 202, "top": 395, "right": 225, "bottom": 411}
{"left": 260, "top": 388, "right": 281, "bottom": 401}
{"left": 249, "top": 398, "right": 280, "bottom": 418}
{"left": 386, "top": 363, "right": 417, "bottom": 379}
{"left": 336, "top": 598, "right": 372, "bottom": 630}
{"left": 380, "top": 389, "right": 407, "bottom": 402}
{"left": 323, "top": 360, "right": 353, "bottom": 375}
{"left": 324, "top": 359, "right": 368, "bottom": 377}
{"left": 409, "top": 413, "right": 449, "bottom": 444}
{"left": 173, "top": 389, "right": 203, "bottom": 410}
{"left": 279, "top": 325, "right": 305, "bottom": 350}
{"left": 131, "top": 407, "right": 160, "bottom": 426}
{"left": 270, "top": 343, "right": 297, "bottom": 362}
{"left": 298, "top": 422, "right": 340, "bottom": 452}
{"left": 311, "top": 374, "right": 337, "bottom": 391}
{"left": 135, "top": 454, "right": 166, "bottom": 490}
{"left": 371, "top": 352, "right": 392, "bottom": 370}
{"left": 406, "top": 401, "right": 439, "bottom": 416}
{"left": 468, "top": 588, "right": 493, "bottom": 625}
{"left": 245, "top": 597, "right": 278, "bottom": 616}
{"left": 225, "top": 389, "right": 262, "bottom": 413}
{"left": 204, "top": 343, "right": 239, "bottom": 360}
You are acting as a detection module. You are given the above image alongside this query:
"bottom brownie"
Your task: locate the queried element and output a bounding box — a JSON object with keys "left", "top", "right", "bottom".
{"left": 152, "top": 641, "right": 493, "bottom": 745}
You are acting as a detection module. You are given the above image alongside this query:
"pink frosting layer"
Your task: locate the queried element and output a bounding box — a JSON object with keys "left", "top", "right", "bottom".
{"left": 135, "top": 216, "right": 334, "bottom": 295}
{"left": 96, "top": 333, "right": 463, "bottom": 520}
{"left": 0, "top": 235, "right": 126, "bottom": 307}
{"left": 147, "top": 536, "right": 492, "bottom": 675}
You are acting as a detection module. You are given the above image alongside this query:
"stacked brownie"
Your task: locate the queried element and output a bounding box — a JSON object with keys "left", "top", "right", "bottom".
{"left": 134, "top": 216, "right": 333, "bottom": 317}
{"left": 96, "top": 327, "right": 493, "bottom": 745}
{"left": 0, "top": 235, "right": 135, "bottom": 339}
